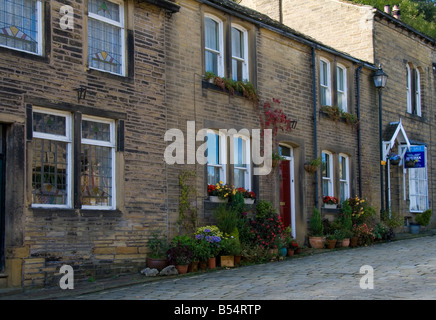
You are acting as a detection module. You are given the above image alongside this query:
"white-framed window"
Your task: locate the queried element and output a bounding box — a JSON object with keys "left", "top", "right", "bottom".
{"left": 406, "top": 64, "right": 412, "bottom": 114}
{"left": 322, "top": 151, "right": 333, "bottom": 197}
{"left": 31, "top": 108, "right": 72, "bottom": 208}
{"left": 88, "top": 0, "right": 125, "bottom": 76}
{"left": 81, "top": 116, "right": 116, "bottom": 209}
{"left": 207, "top": 130, "right": 226, "bottom": 185}
{"left": 339, "top": 153, "right": 350, "bottom": 202}
{"left": 337, "top": 64, "right": 347, "bottom": 112}
{"left": 231, "top": 24, "right": 249, "bottom": 82}
{"left": 204, "top": 14, "right": 224, "bottom": 77}
{"left": 409, "top": 148, "right": 428, "bottom": 212}
{"left": 0, "top": 0, "right": 43, "bottom": 55}
{"left": 233, "top": 135, "right": 251, "bottom": 190}
{"left": 320, "top": 58, "right": 331, "bottom": 106}
{"left": 414, "top": 68, "right": 421, "bottom": 116}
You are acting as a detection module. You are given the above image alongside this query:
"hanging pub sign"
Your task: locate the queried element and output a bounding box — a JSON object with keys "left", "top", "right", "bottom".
{"left": 404, "top": 145, "right": 425, "bottom": 168}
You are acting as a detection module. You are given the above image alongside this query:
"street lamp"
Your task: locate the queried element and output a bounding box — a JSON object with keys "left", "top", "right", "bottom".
{"left": 373, "top": 65, "right": 388, "bottom": 213}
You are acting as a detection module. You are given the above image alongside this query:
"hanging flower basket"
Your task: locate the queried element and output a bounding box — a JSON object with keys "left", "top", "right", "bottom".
{"left": 304, "top": 164, "right": 318, "bottom": 173}
{"left": 405, "top": 160, "right": 416, "bottom": 168}
{"left": 390, "top": 159, "right": 400, "bottom": 165}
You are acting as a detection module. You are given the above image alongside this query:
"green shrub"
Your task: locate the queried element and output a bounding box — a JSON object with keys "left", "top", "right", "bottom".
{"left": 416, "top": 209, "right": 432, "bottom": 226}
{"left": 309, "top": 207, "right": 324, "bottom": 236}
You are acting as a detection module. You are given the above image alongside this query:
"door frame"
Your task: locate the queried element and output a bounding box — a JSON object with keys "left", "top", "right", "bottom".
{"left": 279, "top": 144, "right": 296, "bottom": 239}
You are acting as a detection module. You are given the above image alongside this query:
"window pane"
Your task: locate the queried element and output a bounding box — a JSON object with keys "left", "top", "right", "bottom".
{"left": 82, "top": 120, "right": 111, "bottom": 142}
{"left": 205, "top": 17, "right": 218, "bottom": 51}
{"left": 207, "top": 166, "right": 220, "bottom": 186}
{"left": 207, "top": 132, "right": 219, "bottom": 165}
{"left": 32, "top": 139, "right": 68, "bottom": 205}
{"left": 231, "top": 27, "right": 242, "bottom": 58}
{"left": 33, "top": 111, "right": 66, "bottom": 136}
{"left": 320, "top": 87, "right": 327, "bottom": 106}
{"left": 320, "top": 61, "right": 327, "bottom": 86}
{"left": 205, "top": 50, "right": 218, "bottom": 74}
{"left": 234, "top": 168, "right": 245, "bottom": 189}
{"left": 81, "top": 144, "right": 113, "bottom": 207}
{"left": 322, "top": 153, "right": 329, "bottom": 178}
{"left": 0, "top": 0, "right": 39, "bottom": 53}
{"left": 234, "top": 137, "right": 246, "bottom": 167}
{"left": 89, "top": 0, "right": 120, "bottom": 22}
{"left": 232, "top": 58, "right": 243, "bottom": 81}
{"left": 88, "top": 18, "right": 122, "bottom": 74}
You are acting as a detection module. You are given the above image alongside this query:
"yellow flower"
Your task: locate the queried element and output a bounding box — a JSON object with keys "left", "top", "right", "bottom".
{"left": 219, "top": 181, "right": 223, "bottom": 185}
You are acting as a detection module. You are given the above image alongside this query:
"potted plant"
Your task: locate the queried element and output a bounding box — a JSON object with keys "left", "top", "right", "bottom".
{"left": 204, "top": 71, "right": 216, "bottom": 84}
{"left": 325, "top": 234, "right": 337, "bottom": 249}
{"left": 405, "top": 158, "right": 418, "bottom": 168}
{"left": 208, "top": 182, "right": 232, "bottom": 203}
{"left": 308, "top": 207, "right": 325, "bottom": 249}
{"left": 323, "top": 196, "right": 338, "bottom": 209}
{"left": 193, "top": 239, "right": 211, "bottom": 271}
{"left": 411, "top": 209, "right": 432, "bottom": 234}
{"left": 219, "top": 236, "right": 241, "bottom": 267}
{"left": 167, "top": 241, "right": 193, "bottom": 274}
{"left": 236, "top": 187, "right": 256, "bottom": 204}
{"left": 147, "top": 231, "right": 170, "bottom": 271}
{"left": 342, "top": 229, "right": 353, "bottom": 247}
{"left": 304, "top": 157, "right": 321, "bottom": 173}
{"left": 194, "top": 225, "right": 223, "bottom": 269}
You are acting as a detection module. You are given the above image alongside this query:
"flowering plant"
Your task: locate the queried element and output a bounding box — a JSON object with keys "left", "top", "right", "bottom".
{"left": 166, "top": 242, "right": 193, "bottom": 265}
{"left": 353, "top": 223, "right": 375, "bottom": 246}
{"left": 249, "top": 212, "right": 285, "bottom": 249}
{"left": 388, "top": 153, "right": 400, "bottom": 161}
{"left": 194, "top": 225, "right": 223, "bottom": 257}
{"left": 208, "top": 181, "right": 233, "bottom": 199}
{"left": 236, "top": 187, "right": 256, "bottom": 199}
{"left": 323, "top": 196, "right": 338, "bottom": 205}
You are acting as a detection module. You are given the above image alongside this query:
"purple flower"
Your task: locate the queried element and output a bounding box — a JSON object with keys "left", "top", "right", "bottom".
{"left": 204, "top": 228, "right": 211, "bottom": 233}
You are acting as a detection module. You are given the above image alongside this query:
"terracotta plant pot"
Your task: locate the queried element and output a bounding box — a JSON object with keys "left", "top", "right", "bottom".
{"left": 287, "top": 248, "right": 294, "bottom": 256}
{"left": 342, "top": 238, "right": 350, "bottom": 247}
{"left": 208, "top": 257, "right": 216, "bottom": 269}
{"left": 309, "top": 236, "right": 325, "bottom": 249}
{"left": 326, "top": 239, "right": 337, "bottom": 249}
{"left": 234, "top": 255, "right": 241, "bottom": 265}
{"left": 175, "top": 265, "right": 189, "bottom": 274}
{"left": 146, "top": 257, "right": 168, "bottom": 271}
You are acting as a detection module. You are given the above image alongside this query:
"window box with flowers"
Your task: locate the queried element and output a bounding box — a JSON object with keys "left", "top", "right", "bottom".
{"left": 208, "top": 181, "right": 232, "bottom": 203}
{"left": 236, "top": 187, "right": 256, "bottom": 204}
{"left": 323, "top": 196, "right": 338, "bottom": 209}
{"left": 388, "top": 153, "right": 401, "bottom": 166}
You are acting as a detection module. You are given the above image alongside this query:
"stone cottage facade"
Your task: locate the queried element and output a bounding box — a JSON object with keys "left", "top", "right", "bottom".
{"left": 0, "top": 0, "right": 396, "bottom": 289}
{"left": 240, "top": 0, "right": 436, "bottom": 227}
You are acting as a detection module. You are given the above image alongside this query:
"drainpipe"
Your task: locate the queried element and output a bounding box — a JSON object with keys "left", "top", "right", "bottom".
{"left": 356, "top": 65, "right": 363, "bottom": 198}
{"left": 312, "top": 46, "right": 318, "bottom": 209}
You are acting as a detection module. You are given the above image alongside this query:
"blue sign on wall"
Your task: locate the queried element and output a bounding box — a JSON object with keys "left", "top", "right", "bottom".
{"left": 404, "top": 145, "right": 425, "bottom": 168}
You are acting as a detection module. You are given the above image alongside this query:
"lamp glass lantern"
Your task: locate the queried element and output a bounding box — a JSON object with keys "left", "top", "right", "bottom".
{"left": 373, "top": 66, "right": 388, "bottom": 89}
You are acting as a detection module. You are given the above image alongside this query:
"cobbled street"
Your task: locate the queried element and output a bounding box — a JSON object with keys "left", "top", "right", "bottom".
{"left": 67, "top": 236, "right": 436, "bottom": 300}
{"left": 2, "top": 235, "right": 435, "bottom": 301}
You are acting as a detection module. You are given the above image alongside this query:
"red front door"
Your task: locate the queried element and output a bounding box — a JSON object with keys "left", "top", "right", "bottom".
{"left": 279, "top": 160, "right": 291, "bottom": 228}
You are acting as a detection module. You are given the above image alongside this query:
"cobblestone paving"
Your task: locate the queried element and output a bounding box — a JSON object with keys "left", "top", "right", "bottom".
{"left": 66, "top": 236, "right": 436, "bottom": 300}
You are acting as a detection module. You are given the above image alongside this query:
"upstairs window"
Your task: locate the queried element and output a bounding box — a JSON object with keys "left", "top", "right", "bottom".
{"left": 320, "top": 59, "right": 331, "bottom": 106}
{"left": 204, "top": 15, "right": 224, "bottom": 77}
{"left": 337, "top": 65, "right": 347, "bottom": 112}
{"left": 406, "top": 64, "right": 422, "bottom": 117}
{"left": 88, "top": 0, "right": 125, "bottom": 76}
{"left": 0, "top": 0, "right": 42, "bottom": 55}
{"left": 231, "top": 24, "right": 248, "bottom": 82}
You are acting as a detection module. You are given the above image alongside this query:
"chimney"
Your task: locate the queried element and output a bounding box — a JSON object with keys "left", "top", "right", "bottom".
{"left": 384, "top": 5, "right": 391, "bottom": 15}
{"left": 392, "top": 4, "right": 400, "bottom": 19}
